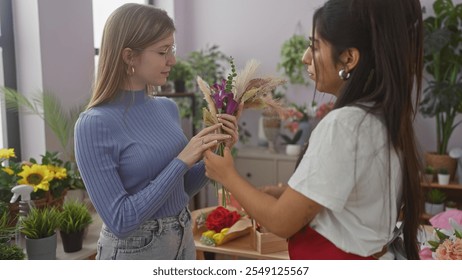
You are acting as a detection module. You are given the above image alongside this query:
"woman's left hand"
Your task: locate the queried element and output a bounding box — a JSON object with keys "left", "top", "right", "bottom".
{"left": 217, "top": 104, "right": 243, "bottom": 148}
{"left": 204, "top": 147, "right": 237, "bottom": 186}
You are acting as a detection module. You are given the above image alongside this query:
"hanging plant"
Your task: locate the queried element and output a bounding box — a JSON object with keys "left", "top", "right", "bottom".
{"left": 277, "top": 34, "right": 309, "bottom": 86}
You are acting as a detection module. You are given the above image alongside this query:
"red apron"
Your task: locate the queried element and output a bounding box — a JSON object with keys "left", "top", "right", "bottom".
{"left": 288, "top": 226, "right": 375, "bottom": 260}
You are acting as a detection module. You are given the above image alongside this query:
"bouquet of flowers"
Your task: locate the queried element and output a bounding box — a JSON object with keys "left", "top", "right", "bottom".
{"left": 198, "top": 57, "right": 286, "bottom": 205}
{"left": 420, "top": 211, "right": 462, "bottom": 260}
{"left": 196, "top": 206, "right": 251, "bottom": 246}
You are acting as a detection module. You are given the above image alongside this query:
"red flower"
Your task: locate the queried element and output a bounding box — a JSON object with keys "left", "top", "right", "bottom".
{"left": 205, "top": 206, "right": 241, "bottom": 232}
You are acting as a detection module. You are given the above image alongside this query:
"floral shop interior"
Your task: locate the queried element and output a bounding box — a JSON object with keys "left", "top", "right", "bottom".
{"left": 0, "top": 0, "right": 462, "bottom": 261}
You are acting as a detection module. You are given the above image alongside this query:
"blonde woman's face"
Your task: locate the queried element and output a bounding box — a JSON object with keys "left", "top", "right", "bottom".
{"left": 131, "top": 33, "right": 176, "bottom": 88}
{"left": 302, "top": 31, "right": 344, "bottom": 96}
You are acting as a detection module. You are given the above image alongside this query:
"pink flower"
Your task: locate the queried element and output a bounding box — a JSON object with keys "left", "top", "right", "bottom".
{"left": 419, "top": 247, "right": 434, "bottom": 260}
{"left": 435, "top": 238, "right": 462, "bottom": 260}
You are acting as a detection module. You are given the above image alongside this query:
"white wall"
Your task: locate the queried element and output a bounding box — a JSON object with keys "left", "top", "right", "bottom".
{"left": 13, "top": 0, "right": 94, "bottom": 160}
{"left": 173, "top": 0, "right": 462, "bottom": 152}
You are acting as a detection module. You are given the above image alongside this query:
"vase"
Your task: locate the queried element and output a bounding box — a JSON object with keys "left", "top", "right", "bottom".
{"left": 296, "top": 121, "right": 312, "bottom": 145}
{"left": 424, "top": 202, "right": 445, "bottom": 216}
{"left": 257, "top": 115, "right": 268, "bottom": 147}
{"left": 262, "top": 111, "right": 281, "bottom": 153}
{"left": 25, "top": 233, "right": 57, "bottom": 260}
{"left": 60, "top": 230, "right": 85, "bottom": 253}
{"left": 286, "top": 144, "right": 301, "bottom": 156}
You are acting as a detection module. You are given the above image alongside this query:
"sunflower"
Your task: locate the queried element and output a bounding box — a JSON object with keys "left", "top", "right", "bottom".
{"left": 0, "top": 148, "right": 15, "bottom": 160}
{"left": 47, "top": 165, "right": 68, "bottom": 180}
{"left": 18, "top": 164, "right": 53, "bottom": 192}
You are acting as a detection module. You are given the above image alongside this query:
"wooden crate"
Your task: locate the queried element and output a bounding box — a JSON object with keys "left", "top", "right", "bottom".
{"left": 250, "top": 219, "right": 287, "bottom": 254}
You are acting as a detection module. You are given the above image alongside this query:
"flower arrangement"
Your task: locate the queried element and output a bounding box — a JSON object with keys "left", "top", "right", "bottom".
{"left": 198, "top": 57, "right": 286, "bottom": 206}
{"left": 197, "top": 206, "right": 251, "bottom": 246}
{"left": 421, "top": 217, "right": 462, "bottom": 260}
{"left": 280, "top": 104, "right": 309, "bottom": 145}
{"left": 0, "top": 148, "right": 84, "bottom": 206}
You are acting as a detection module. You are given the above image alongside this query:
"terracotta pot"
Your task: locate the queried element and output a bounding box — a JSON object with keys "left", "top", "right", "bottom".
{"left": 425, "top": 152, "right": 457, "bottom": 181}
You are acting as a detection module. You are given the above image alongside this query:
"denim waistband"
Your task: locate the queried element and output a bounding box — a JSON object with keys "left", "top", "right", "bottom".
{"left": 140, "top": 207, "right": 191, "bottom": 230}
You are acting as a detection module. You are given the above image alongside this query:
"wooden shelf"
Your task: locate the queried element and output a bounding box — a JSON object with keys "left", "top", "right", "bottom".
{"left": 420, "top": 182, "right": 462, "bottom": 190}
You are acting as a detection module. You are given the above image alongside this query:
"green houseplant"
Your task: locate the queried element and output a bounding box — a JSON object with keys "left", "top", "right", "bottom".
{"left": 0, "top": 87, "right": 86, "bottom": 191}
{"left": 59, "top": 199, "right": 92, "bottom": 253}
{"left": 277, "top": 34, "right": 310, "bottom": 86}
{"left": 20, "top": 207, "right": 60, "bottom": 259}
{"left": 0, "top": 210, "right": 26, "bottom": 259}
{"left": 425, "top": 188, "right": 447, "bottom": 216}
{"left": 419, "top": 0, "right": 462, "bottom": 155}
{"left": 169, "top": 59, "right": 194, "bottom": 93}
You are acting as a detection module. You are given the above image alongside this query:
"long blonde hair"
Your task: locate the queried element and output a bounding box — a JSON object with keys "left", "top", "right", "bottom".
{"left": 87, "top": 3, "right": 175, "bottom": 109}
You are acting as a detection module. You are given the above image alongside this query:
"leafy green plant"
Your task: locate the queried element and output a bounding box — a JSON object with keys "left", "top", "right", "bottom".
{"left": 438, "top": 168, "right": 449, "bottom": 175}
{"left": 424, "top": 165, "right": 435, "bottom": 174}
{"left": 59, "top": 199, "right": 92, "bottom": 234}
{"left": 419, "top": 0, "right": 462, "bottom": 154}
{"left": 0, "top": 243, "right": 26, "bottom": 260}
{"left": 277, "top": 34, "right": 309, "bottom": 86}
{"left": 20, "top": 207, "right": 60, "bottom": 239}
{"left": 280, "top": 130, "right": 302, "bottom": 145}
{"left": 169, "top": 59, "right": 194, "bottom": 83}
{"left": 0, "top": 210, "right": 15, "bottom": 244}
{"left": 426, "top": 188, "right": 447, "bottom": 204}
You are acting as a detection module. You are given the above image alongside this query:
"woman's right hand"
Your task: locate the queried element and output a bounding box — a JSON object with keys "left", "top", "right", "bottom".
{"left": 177, "top": 123, "right": 231, "bottom": 167}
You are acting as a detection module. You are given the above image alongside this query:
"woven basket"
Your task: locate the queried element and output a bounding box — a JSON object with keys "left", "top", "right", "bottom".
{"left": 425, "top": 152, "right": 457, "bottom": 181}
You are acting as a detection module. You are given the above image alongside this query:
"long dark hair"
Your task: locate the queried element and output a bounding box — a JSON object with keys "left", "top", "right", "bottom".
{"left": 309, "top": 0, "right": 423, "bottom": 259}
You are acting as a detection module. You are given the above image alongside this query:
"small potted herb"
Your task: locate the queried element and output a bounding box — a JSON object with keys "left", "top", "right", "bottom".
{"left": 169, "top": 59, "right": 194, "bottom": 93}
{"left": 437, "top": 168, "right": 450, "bottom": 185}
{"left": 425, "top": 188, "right": 447, "bottom": 216}
{"left": 423, "top": 165, "right": 435, "bottom": 183}
{"left": 59, "top": 199, "right": 93, "bottom": 253}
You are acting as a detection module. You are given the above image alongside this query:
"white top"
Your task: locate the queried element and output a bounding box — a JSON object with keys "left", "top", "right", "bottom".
{"left": 288, "top": 106, "right": 402, "bottom": 257}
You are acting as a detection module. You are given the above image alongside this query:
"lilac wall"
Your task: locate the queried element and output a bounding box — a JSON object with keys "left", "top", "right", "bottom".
{"left": 173, "top": 0, "right": 461, "bottom": 152}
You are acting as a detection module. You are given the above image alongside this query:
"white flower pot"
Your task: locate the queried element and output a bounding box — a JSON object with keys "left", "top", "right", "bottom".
{"left": 437, "top": 174, "right": 450, "bottom": 185}
{"left": 425, "top": 202, "right": 445, "bottom": 216}
{"left": 286, "top": 144, "right": 301, "bottom": 156}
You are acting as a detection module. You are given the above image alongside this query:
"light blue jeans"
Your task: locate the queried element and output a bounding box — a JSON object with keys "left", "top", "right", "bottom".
{"left": 95, "top": 207, "right": 195, "bottom": 260}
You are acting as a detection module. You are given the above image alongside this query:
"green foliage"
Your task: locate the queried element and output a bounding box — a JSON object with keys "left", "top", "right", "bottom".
{"left": 424, "top": 165, "right": 435, "bottom": 174}
{"left": 419, "top": 0, "right": 462, "bottom": 154}
{"left": 438, "top": 167, "right": 449, "bottom": 174}
{"left": 280, "top": 130, "right": 302, "bottom": 145}
{"left": 277, "top": 34, "right": 309, "bottom": 86}
{"left": 59, "top": 200, "right": 92, "bottom": 234}
{"left": 0, "top": 243, "right": 26, "bottom": 260}
{"left": 426, "top": 188, "right": 448, "bottom": 204}
{"left": 169, "top": 59, "right": 194, "bottom": 82}
{"left": 0, "top": 210, "right": 16, "bottom": 244}
{"left": 20, "top": 207, "right": 60, "bottom": 239}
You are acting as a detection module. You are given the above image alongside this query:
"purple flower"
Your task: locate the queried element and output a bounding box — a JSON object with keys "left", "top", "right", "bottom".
{"left": 211, "top": 79, "right": 228, "bottom": 110}
{"left": 225, "top": 94, "right": 239, "bottom": 115}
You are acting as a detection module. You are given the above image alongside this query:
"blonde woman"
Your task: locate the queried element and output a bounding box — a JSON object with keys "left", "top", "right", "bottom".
{"left": 75, "top": 4, "right": 238, "bottom": 260}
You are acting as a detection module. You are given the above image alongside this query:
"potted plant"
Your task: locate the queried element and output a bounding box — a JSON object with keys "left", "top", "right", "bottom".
{"left": 437, "top": 168, "right": 451, "bottom": 185}
{"left": 445, "top": 200, "right": 458, "bottom": 211}
{"left": 20, "top": 207, "right": 61, "bottom": 259}
{"left": 169, "top": 59, "right": 194, "bottom": 93}
{"left": 277, "top": 34, "right": 310, "bottom": 86}
{"left": 0, "top": 210, "right": 26, "bottom": 260}
{"left": 425, "top": 188, "right": 447, "bottom": 215}
{"left": 59, "top": 199, "right": 93, "bottom": 253}
{"left": 419, "top": 0, "right": 462, "bottom": 179}
{"left": 280, "top": 130, "right": 302, "bottom": 156}
{"left": 423, "top": 165, "right": 435, "bottom": 183}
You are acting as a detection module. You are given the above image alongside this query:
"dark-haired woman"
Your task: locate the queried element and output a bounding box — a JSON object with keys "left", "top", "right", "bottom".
{"left": 204, "top": 0, "right": 423, "bottom": 260}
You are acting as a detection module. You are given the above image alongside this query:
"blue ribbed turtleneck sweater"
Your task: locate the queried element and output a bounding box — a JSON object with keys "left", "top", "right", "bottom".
{"left": 74, "top": 90, "right": 208, "bottom": 238}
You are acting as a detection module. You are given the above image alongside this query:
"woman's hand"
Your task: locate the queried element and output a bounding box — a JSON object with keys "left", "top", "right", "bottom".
{"left": 204, "top": 146, "right": 237, "bottom": 186}
{"left": 177, "top": 123, "right": 231, "bottom": 167}
{"left": 217, "top": 103, "right": 243, "bottom": 148}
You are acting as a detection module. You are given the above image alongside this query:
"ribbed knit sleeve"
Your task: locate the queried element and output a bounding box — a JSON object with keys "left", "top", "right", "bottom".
{"left": 74, "top": 94, "right": 193, "bottom": 239}
{"left": 184, "top": 161, "right": 209, "bottom": 197}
